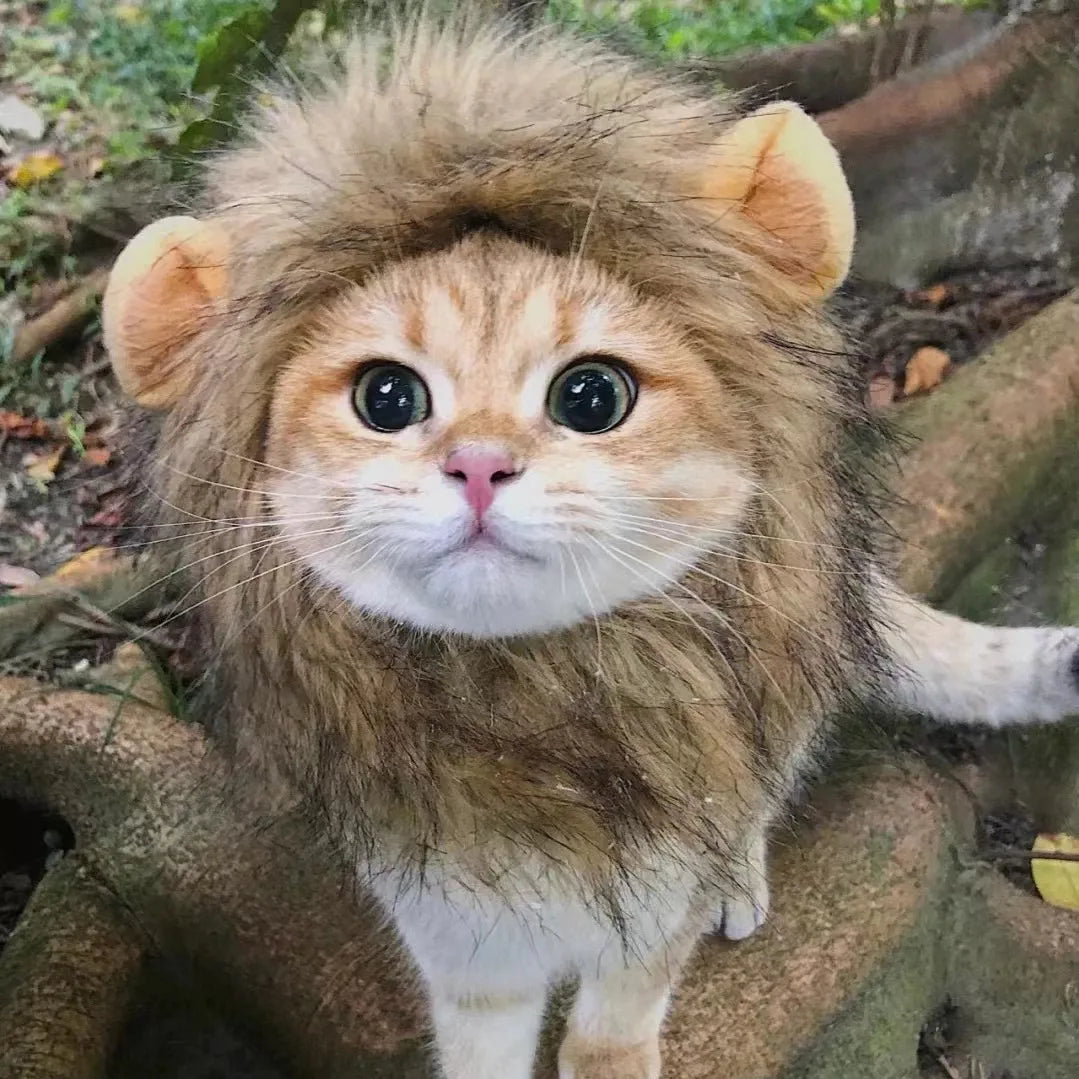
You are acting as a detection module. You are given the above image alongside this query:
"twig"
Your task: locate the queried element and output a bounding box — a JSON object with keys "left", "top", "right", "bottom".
{"left": 935, "top": 1051, "right": 963, "bottom": 1079}
{"left": 986, "top": 846, "right": 1079, "bottom": 864}
{"left": 8, "top": 270, "right": 109, "bottom": 367}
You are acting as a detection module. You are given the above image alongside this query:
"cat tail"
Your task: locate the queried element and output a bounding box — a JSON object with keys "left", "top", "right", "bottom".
{"left": 871, "top": 573, "right": 1079, "bottom": 727}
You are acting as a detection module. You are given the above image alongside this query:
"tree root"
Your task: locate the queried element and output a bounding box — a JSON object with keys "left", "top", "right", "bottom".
{"left": 0, "top": 856, "right": 143, "bottom": 1079}
{"left": 0, "top": 678, "right": 426, "bottom": 1079}
{"left": 8, "top": 272, "right": 109, "bottom": 368}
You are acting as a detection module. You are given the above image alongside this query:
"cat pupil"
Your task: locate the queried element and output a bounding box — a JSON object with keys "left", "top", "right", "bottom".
{"left": 354, "top": 363, "right": 428, "bottom": 431}
{"left": 369, "top": 373, "right": 413, "bottom": 429}
{"left": 563, "top": 370, "right": 617, "bottom": 432}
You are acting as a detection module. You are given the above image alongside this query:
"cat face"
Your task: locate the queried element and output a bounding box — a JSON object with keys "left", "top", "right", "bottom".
{"left": 265, "top": 235, "right": 755, "bottom": 638}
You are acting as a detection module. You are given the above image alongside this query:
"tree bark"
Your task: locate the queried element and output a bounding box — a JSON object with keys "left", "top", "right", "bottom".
{"left": 703, "top": 7, "right": 997, "bottom": 113}
{"left": 818, "top": 6, "right": 1079, "bottom": 287}
{"left": 0, "top": 857, "right": 144, "bottom": 1079}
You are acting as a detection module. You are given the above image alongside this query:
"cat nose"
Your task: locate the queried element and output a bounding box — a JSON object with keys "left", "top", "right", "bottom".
{"left": 442, "top": 449, "right": 521, "bottom": 518}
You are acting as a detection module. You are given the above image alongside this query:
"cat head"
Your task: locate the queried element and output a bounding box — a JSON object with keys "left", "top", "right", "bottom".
{"left": 103, "top": 23, "right": 855, "bottom": 641}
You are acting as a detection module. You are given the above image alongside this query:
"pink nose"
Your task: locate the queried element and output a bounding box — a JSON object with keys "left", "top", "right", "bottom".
{"left": 442, "top": 449, "right": 519, "bottom": 519}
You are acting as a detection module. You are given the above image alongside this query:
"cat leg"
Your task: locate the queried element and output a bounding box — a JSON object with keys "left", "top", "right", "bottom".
{"left": 710, "top": 827, "right": 770, "bottom": 941}
{"left": 873, "top": 571, "right": 1079, "bottom": 726}
{"left": 425, "top": 983, "right": 548, "bottom": 1079}
{"left": 373, "top": 875, "right": 553, "bottom": 1079}
{"left": 558, "top": 928, "right": 699, "bottom": 1079}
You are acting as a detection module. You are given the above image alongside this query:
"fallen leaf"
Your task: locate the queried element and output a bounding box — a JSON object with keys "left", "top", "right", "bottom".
{"left": 903, "top": 346, "right": 951, "bottom": 397}
{"left": 114, "top": 3, "right": 147, "bottom": 23}
{"left": 0, "top": 411, "right": 51, "bottom": 439}
{"left": 87, "top": 505, "right": 125, "bottom": 528}
{"left": 81, "top": 446, "right": 112, "bottom": 468}
{"left": 0, "top": 95, "right": 46, "bottom": 141}
{"left": 7, "top": 151, "right": 63, "bottom": 188}
{"left": 25, "top": 444, "right": 65, "bottom": 484}
{"left": 0, "top": 563, "right": 40, "bottom": 589}
{"left": 81, "top": 639, "right": 173, "bottom": 714}
{"left": 1032, "top": 833, "right": 1079, "bottom": 911}
{"left": 913, "top": 282, "right": 953, "bottom": 308}
{"left": 51, "top": 545, "right": 115, "bottom": 585}
{"left": 867, "top": 374, "right": 897, "bottom": 409}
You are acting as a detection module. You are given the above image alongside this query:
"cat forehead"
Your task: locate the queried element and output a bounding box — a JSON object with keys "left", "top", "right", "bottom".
{"left": 313, "top": 236, "right": 660, "bottom": 376}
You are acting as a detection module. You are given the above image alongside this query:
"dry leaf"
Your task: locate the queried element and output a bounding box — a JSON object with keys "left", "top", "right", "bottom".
{"left": 51, "top": 545, "right": 115, "bottom": 585}
{"left": 868, "top": 374, "right": 897, "bottom": 409}
{"left": 0, "top": 563, "right": 40, "bottom": 589}
{"left": 903, "top": 346, "right": 951, "bottom": 397}
{"left": 7, "top": 151, "right": 63, "bottom": 188}
{"left": 1032, "top": 833, "right": 1079, "bottom": 911}
{"left": 25, "top": 444, "right": 65, "bottom": 484}
{"left": 914, "top": 283, "right": 953, "bottom": 308}
{"left": 81, "top": 446, "right": 112, "bottom": 468}
{"left": 0, "top": 411, "right": 51, "bottom": 439}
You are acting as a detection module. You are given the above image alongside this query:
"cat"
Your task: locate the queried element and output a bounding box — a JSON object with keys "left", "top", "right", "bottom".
{"left": 102, "top": 12, "right": 1079, "bottom": 1079}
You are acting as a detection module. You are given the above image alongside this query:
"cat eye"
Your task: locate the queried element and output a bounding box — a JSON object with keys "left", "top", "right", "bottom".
{"left": 547, "top": 358, "right": 636, "bottom": 434}
{"left": 352, "top": 362, "right": 431, "bottom": 432}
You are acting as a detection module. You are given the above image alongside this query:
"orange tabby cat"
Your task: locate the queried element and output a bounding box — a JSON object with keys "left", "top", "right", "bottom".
{"left": 102, "top": 13, "right": 1079, "bottom": 1079}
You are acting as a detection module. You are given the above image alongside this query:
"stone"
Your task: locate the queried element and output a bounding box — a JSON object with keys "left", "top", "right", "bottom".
{"left": 0, "top": 96, "right": 46, "bottom": 142}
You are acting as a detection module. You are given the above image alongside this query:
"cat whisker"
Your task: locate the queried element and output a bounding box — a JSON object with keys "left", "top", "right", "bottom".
{"left": 566, "top": 544, "right": 603, "bottom": 676}
{"left": 605, "top": 523, "right": 850, "bottom": 576}
{"left": 607, "top": 532, "right": 835, "bottom": 654}
{"left": 154, "top": 461, "right": 350, "bottom": 501}
{"left": 103, "top": 513, "right": 343, "bottom": 552}
{"left": 108, "top": 524, "right": 356, "bottom": 623}
{"left": 597, "top": 536, "right": 800, "bottom": 726}
{"left": 582, "top": 537, "right": 759, "bottom": 722}
{"left": 144, "top": 530, "right": 370, "bottom": 637}
{"left": 595, "top": 509, "right": 861, "bottom": 554}
{"left": 223, "top": 449, "right": 407, "bottom": 494}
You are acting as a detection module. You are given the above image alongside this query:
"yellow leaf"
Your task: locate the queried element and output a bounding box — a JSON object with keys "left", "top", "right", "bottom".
{"left": 8, "top": 151, "right": 64, "bottom": 188}
{"left": 1032, "top": 833, "right": 1079, "bottom": 911}
{"left": 51, "top": 545, "right": 115, "bottom": 585}
{"left": 903, "top": 346, "right": 951, "bottom": 397}
{"left": 25, "top": 444, "right": 65, "bottom": 484}
{"left": 114, "top": 4, "right": 146, "bottom": 23}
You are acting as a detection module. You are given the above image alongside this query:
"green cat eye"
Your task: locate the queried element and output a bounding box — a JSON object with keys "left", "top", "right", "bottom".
{"left": 353, "top": 363, "right": 431, "bottom": 432}
{"left": 547, "top": 358, "right": 636, "bottom": 434}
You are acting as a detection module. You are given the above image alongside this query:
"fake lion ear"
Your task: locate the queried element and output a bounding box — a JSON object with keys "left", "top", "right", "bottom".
{"left": 103, "top": 215, "right": 229, "bottom": 409}
{"left": 697, "top": 101, "right": 854, "bottom": 299}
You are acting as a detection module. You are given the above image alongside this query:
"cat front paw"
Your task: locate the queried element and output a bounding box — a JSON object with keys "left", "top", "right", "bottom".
{"left": 558, "top": 1038, "right": 661, "bottom": 1079}
{"left": 711, "top": 877, "right": 770, "bottom": 941}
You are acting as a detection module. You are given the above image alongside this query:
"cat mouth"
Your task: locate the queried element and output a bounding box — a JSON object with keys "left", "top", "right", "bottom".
{"left": 450, "top": 528, "right": 542, "bottom": 564}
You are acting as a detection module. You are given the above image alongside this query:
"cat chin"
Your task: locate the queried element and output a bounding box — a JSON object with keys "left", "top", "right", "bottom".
{"left": 313, "top": 545, "right": 672, "bottom": 639}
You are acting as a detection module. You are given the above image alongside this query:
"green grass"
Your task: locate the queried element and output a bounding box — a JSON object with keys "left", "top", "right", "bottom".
{"left": 1, "top": 0, "right": 261, "bottom": 295}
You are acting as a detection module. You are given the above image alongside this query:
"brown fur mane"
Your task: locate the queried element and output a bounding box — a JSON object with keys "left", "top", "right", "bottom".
{"left": 140, "top": 12, "right": 885, "bottom": 894}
